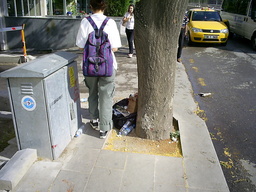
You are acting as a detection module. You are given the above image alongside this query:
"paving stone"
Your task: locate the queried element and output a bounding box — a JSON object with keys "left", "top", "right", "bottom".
{"left": 12, "top": 161, "right": 62, "bottom": 192}
{"left": 95, "top": 150, "right": 127, "bottom": 170}
{"left": 62, "top": 148, "right": 100, "bottom": 174}
{"left": 184, "top": 157, "right": 229, "bottom": 191}
{"left": 49, "top": 170, "right": 89, "bottom": 192}
{"left": 156, "top": 185, "right": 187, "bottom": 192}
{"left": 84, "top": 166, "right": 123, "bottom": 192}
{"left": 77, "top": 125, "right": 106, "bottom": 149}
{"left": 120, "top": 153, "right": 155, "bottom": 192}
{"left": 155, "top": 156, "right": 185, "bottom": 190}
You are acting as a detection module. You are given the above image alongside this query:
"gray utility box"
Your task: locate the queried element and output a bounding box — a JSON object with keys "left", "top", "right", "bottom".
{"left": 0, "top": 52, "right": 83, "bottom": 160}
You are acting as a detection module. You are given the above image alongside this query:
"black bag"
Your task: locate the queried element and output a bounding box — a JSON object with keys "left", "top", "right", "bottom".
{"left": 112, "top": 98, "right": 137, "bottom": 129}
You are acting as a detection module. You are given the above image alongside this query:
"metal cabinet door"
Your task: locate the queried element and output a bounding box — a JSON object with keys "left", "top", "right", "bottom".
{"left": 44, "top": 68, "right": 71, "bottom": 159}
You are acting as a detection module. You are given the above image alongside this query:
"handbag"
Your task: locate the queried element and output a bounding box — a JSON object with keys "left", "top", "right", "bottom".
{"left": 122, "top": 19, "right": 127, "bottom": 27}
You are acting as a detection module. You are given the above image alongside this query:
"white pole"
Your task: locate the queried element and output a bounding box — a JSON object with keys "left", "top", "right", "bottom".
{"left": 21, "top": 0, "right": 25, "bottom": 16}
{"left": 0, "top": 0, "right": 8, "bottom": 50}
{"left": 49, "top": 0, "right": 53, "bottom": 15}
{"left": 27, "top": 0, "right": 30, "bottom": 16}
{"left": 63, "top": 0, "right": 67, "bottom": 15}
{"left": 41, "top": 0, "right": 47, "bottom": 16}
{"left": 14, "top": 0, "right": 17, "bottom": 16}
{"left": 34, "top": 0, "right": 37, "bottom": 16}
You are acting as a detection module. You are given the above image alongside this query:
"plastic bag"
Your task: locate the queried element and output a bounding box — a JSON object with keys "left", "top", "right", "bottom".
{"left": 112, "top": 98, "right": 137, "bottom": 129}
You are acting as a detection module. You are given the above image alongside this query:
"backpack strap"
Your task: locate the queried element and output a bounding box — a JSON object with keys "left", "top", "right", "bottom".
{"left": 99, "top": 17, "right": 109, "bottom": 31}
{"left": 86, "top": 16, "right": 109, "bottom": 38}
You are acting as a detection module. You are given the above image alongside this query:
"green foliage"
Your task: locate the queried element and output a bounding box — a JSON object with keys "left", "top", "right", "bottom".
{"left": 67, "top": 1, "right": 78, "bottom": 15}
{"left": 105, "top": 0, "right": 128, "bottom": 16}
{"left": 0, "top": 119, "right": 15, "bottom": 153}
{"left": 188, "top": 0, "right": 223, "bottom": 4}
{"left": 106, "top": 0, "right": 139, "bottom": 16}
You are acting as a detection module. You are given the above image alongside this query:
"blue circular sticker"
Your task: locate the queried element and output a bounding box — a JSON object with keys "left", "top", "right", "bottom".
{"left": 21, "top": 96, "right": 36, "bottom": 111}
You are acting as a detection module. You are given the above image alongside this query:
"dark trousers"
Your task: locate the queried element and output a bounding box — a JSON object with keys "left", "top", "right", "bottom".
{"left": 177, "top": 28, "right": 185, "bottom": 59}
{"left": 125, "top": 28, "right": 134, "bottom": 54}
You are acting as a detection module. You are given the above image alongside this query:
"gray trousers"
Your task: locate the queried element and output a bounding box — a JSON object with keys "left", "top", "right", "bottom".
{"left": 84, "top": 70, "right": 115, "bottom": 131}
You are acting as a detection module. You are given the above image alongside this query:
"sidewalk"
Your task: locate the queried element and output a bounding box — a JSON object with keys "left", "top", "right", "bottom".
{"left": 0, "top": 47, "right": 229, "bottom": 192}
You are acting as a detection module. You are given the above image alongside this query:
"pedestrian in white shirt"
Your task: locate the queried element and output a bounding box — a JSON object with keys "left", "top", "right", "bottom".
{"left": 122, "top": 4, "right": 135, "bottom": 58}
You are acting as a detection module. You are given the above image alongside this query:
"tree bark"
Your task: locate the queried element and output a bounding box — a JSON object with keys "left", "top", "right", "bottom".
{"left": 134, "top": 0, "right": 188, "bottom": 140}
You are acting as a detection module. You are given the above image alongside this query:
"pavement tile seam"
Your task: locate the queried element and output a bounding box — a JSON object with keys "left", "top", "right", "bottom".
{"left": 120, "top": 153, "right": 156, "bottom": 191}
{"left": 84, "top": 166, "right": 124, "bottom": 192}
{"left": 61, "top": 147, "right": 101, "bottom": 175}
{"left": 95, "top": 150, "right": 128, "bottom": 170}
{"left": 181, "top": 158, "right": 190, "bottom": 190}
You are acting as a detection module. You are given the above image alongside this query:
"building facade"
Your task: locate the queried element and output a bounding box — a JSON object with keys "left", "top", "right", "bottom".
{"left": 0, "top": 0, "right": 91, "bottom": 50}
{"left": 6, "top": 0, "right": 90, "bottom": 17}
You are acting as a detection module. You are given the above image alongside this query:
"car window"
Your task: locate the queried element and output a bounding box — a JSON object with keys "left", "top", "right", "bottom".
{"left": 192, "top": 11, "right": 222, "bottom": 21}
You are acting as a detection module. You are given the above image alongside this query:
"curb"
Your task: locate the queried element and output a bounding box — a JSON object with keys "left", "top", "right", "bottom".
{"left": 0, "top": 54, "right": 21, "bottom": 63}
{"left": 0, "top": 149, "right": 37, "bottom": 191}
{"left": 174, "top": 63, "right": 230, "bottom": 191}
{"left": 0, "top": 54, "right": 37, "bottom": 64}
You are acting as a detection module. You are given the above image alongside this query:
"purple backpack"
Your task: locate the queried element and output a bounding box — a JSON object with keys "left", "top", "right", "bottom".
{"left": 83, "top": 16, "right": 113, "bottom": 77}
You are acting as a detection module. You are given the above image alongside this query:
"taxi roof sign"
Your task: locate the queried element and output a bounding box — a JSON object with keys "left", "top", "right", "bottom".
{"left": 201, "top": 7, "right": 210, "bottom": 10}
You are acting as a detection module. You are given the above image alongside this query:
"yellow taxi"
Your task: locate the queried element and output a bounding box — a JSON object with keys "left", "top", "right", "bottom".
{"left": 187, "top": 7, "right": 229, "bottom": 45}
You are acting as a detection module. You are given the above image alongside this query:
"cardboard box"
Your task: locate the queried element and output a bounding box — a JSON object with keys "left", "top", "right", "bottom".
{"left": 127, "top": 93, "right": 138, "bottom": 113}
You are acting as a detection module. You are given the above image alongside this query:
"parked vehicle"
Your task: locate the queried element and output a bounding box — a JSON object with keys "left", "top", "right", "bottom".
{"left": 187, "top": 7, "right": 229, "bottom": 46}
{"left": 220, "top": 0, "right": 256, "bottom": 50}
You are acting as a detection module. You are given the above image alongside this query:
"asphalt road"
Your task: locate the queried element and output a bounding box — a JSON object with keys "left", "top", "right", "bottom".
{"left": 181, "top": 37, "right": 256, "bottom": 192}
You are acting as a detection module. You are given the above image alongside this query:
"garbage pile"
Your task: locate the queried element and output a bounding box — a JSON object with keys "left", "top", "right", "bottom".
{"left": 112, "top": 93, "right": 138, "bottom": 136}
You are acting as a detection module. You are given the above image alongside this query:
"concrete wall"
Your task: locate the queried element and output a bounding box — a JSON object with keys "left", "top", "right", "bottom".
{"left": 4, "top": 16, "right": 126, "bottom": 50}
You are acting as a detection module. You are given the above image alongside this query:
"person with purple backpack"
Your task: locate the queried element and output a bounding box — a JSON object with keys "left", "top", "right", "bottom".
{"left": 76, "top": 0, "right": 121, "bottom": 139}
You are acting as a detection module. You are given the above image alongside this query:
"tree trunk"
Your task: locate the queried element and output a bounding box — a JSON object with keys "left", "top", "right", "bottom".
{"left": 134, "top": 0, "right": 188, "bottom": 140}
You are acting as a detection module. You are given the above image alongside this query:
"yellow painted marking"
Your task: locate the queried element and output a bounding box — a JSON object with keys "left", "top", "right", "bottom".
{"left": 198, "top": 78, "right": 207, "bottom": 86}
{"left": 194, "top": 105, "right": 208, "bottom": 121}
{"left": 192, "top": 66, "right": 198, "bottom": 72}
{"left": 220, "top": 158, "right": 234, "bottom": 169}
{"left": 224, "top": 148, "right": 232, "bottom": 157}
{"left": 189, "top": 59, "right": 195, "bottom": 63}
{"left": 234, "top": 179, "right": 247, "bottom": 183}
{"left": 210, "top": 132, "right": 218, "bottom": 140}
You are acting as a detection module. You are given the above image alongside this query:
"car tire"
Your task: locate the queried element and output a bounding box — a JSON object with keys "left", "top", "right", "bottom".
{"left": 221, "top": 42, "right": 227, "bottom": 46}
{"left": 228, "top": 32, "right": 234, "bottom": 39}
{"left": 251, "top": 35, "right": 256, "bottom": 51}
{"left": 225, "top": 21, "right": 233, "bottom": 39}
{"left": 187, "top": 32, "right": 193, "bottom": 46}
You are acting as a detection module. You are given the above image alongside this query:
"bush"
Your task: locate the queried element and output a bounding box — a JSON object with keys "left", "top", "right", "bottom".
{"left": 106, "top": 0, "right": 134, "bottom": 16}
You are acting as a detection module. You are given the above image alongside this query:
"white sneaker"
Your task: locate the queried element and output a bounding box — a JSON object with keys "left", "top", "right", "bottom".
{"left": 100, "top": 130, "right": 108, "bottom": 139}
{"left": 90, "top": 119, "right": 99, "bottom": 130}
